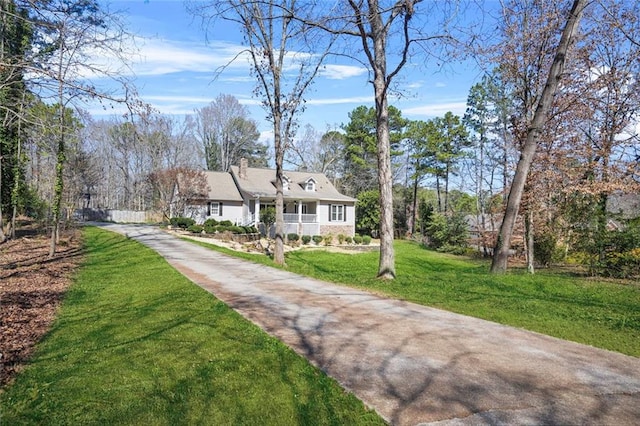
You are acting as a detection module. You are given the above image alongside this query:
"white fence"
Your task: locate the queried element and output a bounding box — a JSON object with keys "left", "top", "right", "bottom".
{"left": 76, "top": 209, "right": 162, "bottom": 223}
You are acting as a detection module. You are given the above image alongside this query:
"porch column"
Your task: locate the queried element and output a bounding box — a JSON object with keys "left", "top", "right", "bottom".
{"left": 298, "top": 200, "right": 303, "bottom": 235}
{"left": 255, "top": 198, "right": 260, "bottom": 225}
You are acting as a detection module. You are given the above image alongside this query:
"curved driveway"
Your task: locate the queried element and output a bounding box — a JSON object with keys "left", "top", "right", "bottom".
{"left": 99, "top": 224, "right": 640, "bottom": 425}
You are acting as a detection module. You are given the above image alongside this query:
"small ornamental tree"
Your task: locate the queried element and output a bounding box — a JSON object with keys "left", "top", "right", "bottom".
{"left": 260, "top": 207, "right": 276, "bottom": 236}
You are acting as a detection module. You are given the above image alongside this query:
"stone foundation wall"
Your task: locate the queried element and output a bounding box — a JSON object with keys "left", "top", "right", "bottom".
{"left": 319, "top": 224, "right": 355, "bottom": 241}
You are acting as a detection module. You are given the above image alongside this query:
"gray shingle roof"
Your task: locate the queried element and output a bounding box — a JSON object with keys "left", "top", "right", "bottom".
{"left": 229, "top": 166, "right": 355, "bottom": 202}
{"left": 204, "top": 171, "right": 244, "bottom": 202}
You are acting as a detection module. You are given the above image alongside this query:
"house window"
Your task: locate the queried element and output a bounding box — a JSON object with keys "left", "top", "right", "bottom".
{"left": 305, "top": 180, "right": 316, "bottom": 191}
{"left": 283, "top": 176, "right": 290, "bottom": 191}
{"left": 208, "top": 202, "right": 222, "bottom": 216}
{"left": 330, "top": 204, "right": 345, "bottom": 222}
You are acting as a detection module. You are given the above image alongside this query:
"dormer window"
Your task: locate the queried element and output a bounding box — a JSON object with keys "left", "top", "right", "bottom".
{"left": 283, "top": 175, "right": 290, "bottom": 191}
{"left": 304, "top": 178, "right": 316, "bottom": 192}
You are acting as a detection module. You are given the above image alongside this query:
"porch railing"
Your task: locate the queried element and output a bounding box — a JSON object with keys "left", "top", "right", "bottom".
{"left": 283, "top": 213, "right": 317, "bottom": 223}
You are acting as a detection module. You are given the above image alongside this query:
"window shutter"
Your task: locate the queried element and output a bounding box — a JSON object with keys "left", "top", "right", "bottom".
{"left": 329, "top": 205, "right": 332, "bottom": 222}
{"left": 207, "top": 202, "right": 211, "bottom": 216}
{"left": 343, "top": 205, "right": 346, "bottom": 222}
{"left": 219, "top": 202, "right": 223, "bottom": 216}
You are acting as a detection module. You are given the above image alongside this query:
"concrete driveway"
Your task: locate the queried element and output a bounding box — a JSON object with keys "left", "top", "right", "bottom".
{"left": 98, "top": 224, "right": 640, "bottom": 425}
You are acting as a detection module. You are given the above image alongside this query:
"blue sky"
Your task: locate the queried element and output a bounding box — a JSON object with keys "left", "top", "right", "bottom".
{"left": 99, "top": 0, "right": 487, "bottom": 140}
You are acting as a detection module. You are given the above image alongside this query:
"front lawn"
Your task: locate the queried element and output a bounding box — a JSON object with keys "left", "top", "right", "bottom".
{"left": 0, "top": 227, "right": 384, "bottom": 425}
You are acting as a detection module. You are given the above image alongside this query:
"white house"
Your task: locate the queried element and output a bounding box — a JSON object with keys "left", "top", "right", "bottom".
{"left": 176, "top": 159, "right": 356, "bottom": 237}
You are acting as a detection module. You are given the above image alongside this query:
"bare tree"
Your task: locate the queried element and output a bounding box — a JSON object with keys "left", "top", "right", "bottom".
{"left": 491, "top": 0, "right": 587, "bottom": 273}
{"left": 304, "top": 0, "right": 461, "bottom": 279}
{"left": 189, "top": 0, "right": 334, "bottom": 265}
{"left": 20, "top": 0, "right": 137, "bottom": 256}
{"left": 193, "top": 94, "right": 262, "bottom": 172}
{"left": 284, "top": 124, "right": 344, "bottom": 180}
{"left": 151, "top": 167, "right": 207, "bottom": 221}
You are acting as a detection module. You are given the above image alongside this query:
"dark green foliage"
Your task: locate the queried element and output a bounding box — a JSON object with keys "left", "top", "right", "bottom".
{"left": 203, "top": 218, "right": 219, "bottom": 227}
{"left": 187, "top": 224, "right": 203, "bottom": 234}
{"left": 425, "top": 212, "right": 469, "bottom": 252}
{"left": 20, "top": 186, "right": 48, "bottom": 220}
{"left": 534, "top": 232, "right": 558, "bottom": 267}
{"left": 353, "top": 234, "right": 363, "bottom": 245}
{"left": 287, "top": 233, "right": 299, "bottom": 242}
{"left": 355, "top": 190, "right": 380, "bottom": 237}
{"left": 601, "top": 248, "right": 640, "bottom": 279}
{"left": 565, "top": 193, "right": 640, "bottom": 278}
{"left": 362, "top": 235, "right": 371, "bottom": 245}
{"left": 341, "top": 105, "right": 406, "bottom": 197}
{"left": 345, "top": 236, "right": 353, "bottom": 244}
{"left": 597, "top": 225, "right": 640, "bottom": 279}
{"left": 301, "top": 235, "right": 311, "bottom": 245}
{"left": 204, "top": 223, "right": 256, "bottom": 235}
{"left": 417, "top": 200, "right": 434, "bottom": 235}
{"left": 312, "top": 235, "right": 323, "bottom": 244}
{"left": 212, "top": 221, "right": 246, "bottom": 234}
{"left": 170, "top": 217, "right": 195, "bottom": 229}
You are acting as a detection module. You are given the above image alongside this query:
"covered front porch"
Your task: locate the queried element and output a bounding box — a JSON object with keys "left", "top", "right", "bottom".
{"left": 244, "top": 199, "right": 320, "bottom": 236}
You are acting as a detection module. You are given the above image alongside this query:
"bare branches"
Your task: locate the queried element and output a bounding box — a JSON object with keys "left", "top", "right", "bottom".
{"left": 190, "top": 0, "right": 335, "bottom": 265}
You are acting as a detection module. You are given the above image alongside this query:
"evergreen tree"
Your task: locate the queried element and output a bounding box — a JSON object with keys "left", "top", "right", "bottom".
{"left": 0, "top": 0, "right": 32, "bottom": 240}
{"left": 341, "top": 105, "right": 406, "bottom": 198}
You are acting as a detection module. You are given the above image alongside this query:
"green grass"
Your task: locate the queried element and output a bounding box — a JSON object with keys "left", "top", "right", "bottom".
{"left": 0, "top": 228, "right": 384, "bottom": 425}
{"left": 194, "top": 239, "right": 640, "bottom": 357}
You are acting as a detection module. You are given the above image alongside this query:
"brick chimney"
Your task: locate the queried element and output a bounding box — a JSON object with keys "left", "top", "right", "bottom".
{"left": 239, "top": 158, "right": 248, "bottom": 179}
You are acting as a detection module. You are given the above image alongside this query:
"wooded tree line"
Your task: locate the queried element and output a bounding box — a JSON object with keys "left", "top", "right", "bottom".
{"left": 2, "top": 0, "right": 639, "bottom": 278}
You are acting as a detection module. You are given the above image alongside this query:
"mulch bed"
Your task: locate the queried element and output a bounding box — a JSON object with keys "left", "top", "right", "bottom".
{"left": 0, "top": 226, "right": 83, "bottom": 389}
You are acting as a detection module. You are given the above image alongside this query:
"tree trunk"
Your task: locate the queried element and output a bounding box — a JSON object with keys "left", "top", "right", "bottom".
{"left": 375, "top": 91, "right": 395, "bottom": 279}
{"left": 372, "top": 60, "right": 395, "bottom": 278}
{"left": 11, "top": 105, "right": 23, "bottom": 240}
{"left": 273, "top": 113, "right": 285, "bottom": 266}
{"left": 444, "top": 161, "right": 450, "bottom": 213}
{"left": 49, "top": 133, "right": 65, "bottom": 257}
{"left": 0, "top": 155, "right": 5, "bottom": 243}
{"left": 408, "top": 172, "right": 419, "bottom": 235}
{"left": 491, "top": 0, "right": 585, "bottom": 273}
{"left": 435, "top": 175, "right": 442, "bottom": 213}
{"left": 525, "top": 208, "right": 535, "bottom": 274}
{"left": 50, "top": 54, "right": 66, "bottom": 257}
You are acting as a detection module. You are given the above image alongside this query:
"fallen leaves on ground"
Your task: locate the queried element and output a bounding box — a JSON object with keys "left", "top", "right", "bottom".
{"left": 0, "top": 226, "right": 83, "bottom": 389}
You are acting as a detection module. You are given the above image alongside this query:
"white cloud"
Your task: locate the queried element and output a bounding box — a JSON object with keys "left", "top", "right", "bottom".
{"left": 403, "top": 101, "right": 467, "bottom": 117}
{"left": 220, "top": 76, "right": 256, "bottom": 83}
{"left": 319, "top": 64, "right": 368, "bottom": 80}
{"left": 144, "top": 95, "right": 212, "bottom": 103}
{"left": 307, "top": 96, "right": 373, "bottom": 105}
{"left": 238, "top": 97, "right": 263, "bottom": 106}
{"left": 130, "top": 37, "right": 249, "bottom": 77}
{"left": 234, "top": 95, "right": 373, "bottom": 107}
